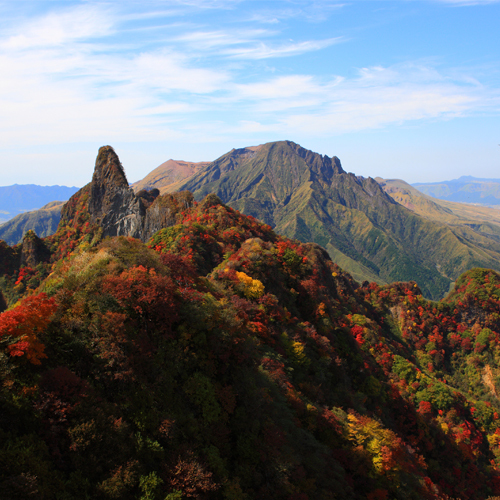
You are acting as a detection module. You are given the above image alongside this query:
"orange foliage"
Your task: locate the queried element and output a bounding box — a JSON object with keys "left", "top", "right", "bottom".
{"left": 0, "top": 293, "right": 57, "bottom": 364}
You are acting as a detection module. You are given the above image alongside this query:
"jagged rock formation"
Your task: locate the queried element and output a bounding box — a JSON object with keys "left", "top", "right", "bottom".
{"left": 88, "top": 146, "right": 144, "bottom": 238}
{"left": 19, "top": 230, "right": 50, "bottom": 268}
{"left": 73, "top": 146, "right": 194, "bottom": 242}
{"left": 142, "top": 191, "right": 194, "bottom": 239}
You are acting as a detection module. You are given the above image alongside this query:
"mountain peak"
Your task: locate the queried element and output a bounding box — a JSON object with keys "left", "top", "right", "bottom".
{"left": 178, "top": 140, "right": 345, "bottom": 213}
{"left": 89, "top": 146, "right": 131, "bottom": 224}
{"left": 92, "top": 145, "right": 129, "bottom": 189}
{"left": 88, "top": 146, "right": 139, "bottom": 236}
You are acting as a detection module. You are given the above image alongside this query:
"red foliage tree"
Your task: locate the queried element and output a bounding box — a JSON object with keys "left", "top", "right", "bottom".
{"left": 102, "top": 266, "right": 178, "bottom": 334}
{"left": 0, "top": 292, "right": 57, "bottom": 364}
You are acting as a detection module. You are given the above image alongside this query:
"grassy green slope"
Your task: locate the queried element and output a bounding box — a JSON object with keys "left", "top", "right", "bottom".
{"left": 178, "top": 141, "right": 500, "bottom": 300}
{"left": 378, "top": 178, "right": 500, "bottom": 272}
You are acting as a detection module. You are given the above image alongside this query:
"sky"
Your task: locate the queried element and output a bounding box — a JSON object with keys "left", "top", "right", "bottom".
{"left": 0, "top": 0, "right": 499, "bottom": 187}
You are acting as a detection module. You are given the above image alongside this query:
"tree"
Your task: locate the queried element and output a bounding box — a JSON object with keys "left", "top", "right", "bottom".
{"left": 0, "top": 293, "right": 57, "bottom": 364}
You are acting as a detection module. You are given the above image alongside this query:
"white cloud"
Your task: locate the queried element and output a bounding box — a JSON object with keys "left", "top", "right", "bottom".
{"left": 432, "top": 0, "right": 499, "bottom": 4}
{"left": 174, "top": 29, "right": 269, "bottom": 50}
{"left": 2, "top": 5, "right": 114, "bottom": 49}
{"left": 223, "top": 37, "right": 342, "bottom": 59}
{"left": 222, "top": 63, "right": 497, "bottom": 136}
{"left": 0, "top": 2, "right": 498, "bottom": 158}
{"left": 0, "top": 4, "right": 231, "bottom": 147}
{"left": 173, "top": 29, "right": 341, "bottom": 59}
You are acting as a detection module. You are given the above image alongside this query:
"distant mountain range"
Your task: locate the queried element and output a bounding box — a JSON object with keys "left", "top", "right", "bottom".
{"left": 0, "top": 201, "right": 64, "bottom": 245}
{"left": 4, "top": 145, "right": 500, "bottom": 300}
{"left": 413, "top": 176, "right": 500, "bottom": 205}
{"left": 0, "top": 184, "right": 79, "bottom": 223}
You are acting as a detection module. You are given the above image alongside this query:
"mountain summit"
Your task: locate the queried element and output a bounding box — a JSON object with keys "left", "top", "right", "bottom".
{"left": 179, "top": 141, "right": 345, "bottom": 227}
{"left": 62, "top": 146, "right": 195, "bottom": 243}
{"left": 176, "top": 140, "right": 500, "bottom": 299}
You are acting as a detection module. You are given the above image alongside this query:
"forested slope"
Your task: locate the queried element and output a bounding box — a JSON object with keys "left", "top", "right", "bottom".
{"left": 2, "top": 192, "right": 500, "bottom": 498}
{"left": 3, "top": 147, "right": 500, "bottom": 499}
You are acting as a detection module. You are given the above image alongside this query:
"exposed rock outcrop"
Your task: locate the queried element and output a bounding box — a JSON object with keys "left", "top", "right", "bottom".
{"left": 89, "top": 146, "right": 144, "bottom": 239}
{"left": 85, "top": 146, "right": 194, "bottom": 242}
{"left": 20, "top": 230, "right": 50, "bottom": 268}
{"left": 142, "top": 191, "right": 194, "bottom": 240}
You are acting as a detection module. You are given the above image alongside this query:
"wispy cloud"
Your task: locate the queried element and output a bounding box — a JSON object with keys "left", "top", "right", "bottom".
{"left": 0, "top": 4, "right": 231, "bottom": 146}
{"left": 223, "top": 37, "right": 343, "bottom": 59}
{"left": 224, "top": 63, "right": 498, "bottom": 136}
{"left": 2, "top": 5, "right": 115, "bottom": 49}
{"left": 433, "top": 0, "right": 500, "bottom": 4}
{"left": 173, "top": 29, "right": 341, "bottom": 59}
{"left": 0, "top": 2, "right": 497, "bottom": 153}
{"left": 174, "top": 29, "right": 270, "bottom": 50}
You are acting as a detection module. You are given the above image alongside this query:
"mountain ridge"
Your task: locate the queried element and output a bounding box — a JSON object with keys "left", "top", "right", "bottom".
{"left": 5, "top": 142, "right": 500, "bottom": 301}
{"left": 3, "top": 151, "right": 500, "bottom": 497}
{"left": 413, "top": 176, "right": 500, "bottom": 205}
{"left": 131, "top": 159, "right": 209, "bottom": 193}
{"left": 0, "top": 184, "right": 79, "bottom": 223}
{"left": 0, "top": 201, "right": 65, "bottom": 245}
{"left": 174, "top": 140, "right": 500, "bottom": 299}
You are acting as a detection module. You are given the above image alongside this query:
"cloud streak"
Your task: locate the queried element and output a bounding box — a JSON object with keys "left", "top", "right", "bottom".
{"left": 0, "top": 2, "right": 497, "bottom": 152}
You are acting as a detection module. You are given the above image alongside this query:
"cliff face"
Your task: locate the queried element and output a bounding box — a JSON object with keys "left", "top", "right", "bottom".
{"left": 88, "top": 146, "right": 144, "bottom": 239}
{"left": 83, "top": 146, "right": 194, "bottom": 242}
{"left": 19, "top": 230, "right": 50, "bottom": 268}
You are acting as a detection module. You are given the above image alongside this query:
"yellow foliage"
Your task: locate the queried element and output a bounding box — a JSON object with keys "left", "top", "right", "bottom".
{"left": 236, "top": 271, "right": 265, "bottom": 299}
{"left": 292, "top": 340, "right": 309, "bottom": 367}
{"left": 280, "top": 332, "right": 310, "bottom": 367}
{"left": 488, "top": 433, "right": 500, "bottom": 448}
{"left": 347, "top": 413, "right": 403, "bottom": 480}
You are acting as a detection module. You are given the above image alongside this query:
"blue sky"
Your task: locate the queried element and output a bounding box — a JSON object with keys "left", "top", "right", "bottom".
{"left": 0, "top": 0, "right": 499, "bottom": 187}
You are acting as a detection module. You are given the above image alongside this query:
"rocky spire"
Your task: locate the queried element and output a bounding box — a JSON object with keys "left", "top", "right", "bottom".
{"left": 88, "top": 146, "right": 144, "bottom": 238}
{"left": 89, "top": 146, "right": 130, "bottom": 220}
{"left": 86, "top": 146, "right": 193, "bottom": 241}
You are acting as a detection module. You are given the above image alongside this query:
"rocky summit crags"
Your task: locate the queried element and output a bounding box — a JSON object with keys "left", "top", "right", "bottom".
{"left": 66, "top": 146, "right": 195, "bottom": 243}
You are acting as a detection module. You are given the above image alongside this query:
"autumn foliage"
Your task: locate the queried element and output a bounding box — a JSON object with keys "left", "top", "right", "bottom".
{"left": 0, "top": 293, "right": 56, "bottom": 364}
{"left": 3, "top": 195, "right": 500, "bottom": 499}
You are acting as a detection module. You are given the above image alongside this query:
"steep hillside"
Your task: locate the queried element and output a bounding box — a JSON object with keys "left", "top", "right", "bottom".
{"left": 3, "top": 173, "right": 500, "bottom": 498}
{"left": 177, "top": 141, "right": 500, "bottom": 299}
{"left": 0, "top": 201, "right": 64, "bottom": 245}
{"left": 132, "top": 159, "right": 209, "bottom": 193}
{"left": 413, "top": 176, "right": 500, "bottom": 205}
